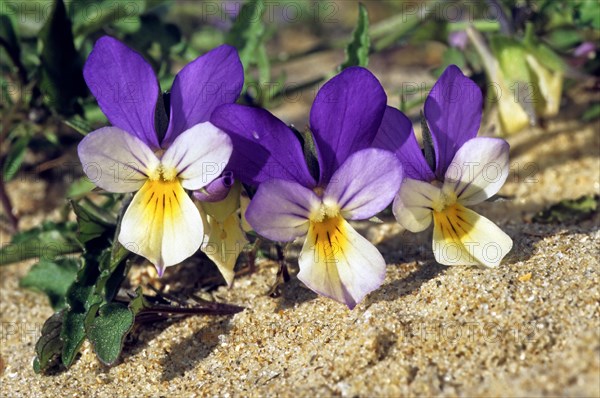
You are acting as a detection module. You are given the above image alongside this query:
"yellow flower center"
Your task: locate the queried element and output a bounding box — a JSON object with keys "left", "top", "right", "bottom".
{"left": 431, "top": 184, "right": 458, "bottom": 213}
{"left": 430, "top": 184, "right": 472, "bottom": 242}
{"left": 138, "top": 177, "right": 186, "bottom": 227}
{"left": 305, "top": 202, "right": 348, "bottom": 265}
{"left": 432, "top": 200, "right": 479, "bottom": 246}
{"left": 148, "top": 164, "right": 178, "bottom": 182}
{"left": 140, "top": 163, "right": 184, "bottom": 229}
{"left": 307, "top": 213, "right": 347, "bottom": 264}
{"left": 309, "top": 202, "right": 340, "bottom": 223}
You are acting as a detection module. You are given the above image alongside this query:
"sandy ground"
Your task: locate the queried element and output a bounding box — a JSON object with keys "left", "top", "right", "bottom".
{"left": 1, "top": 48, "right": 599, "bottom": 397}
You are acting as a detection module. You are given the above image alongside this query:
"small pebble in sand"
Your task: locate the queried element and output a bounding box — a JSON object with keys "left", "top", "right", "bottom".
{"left": 518, "top": 273, "right": 533, "bottom": 282}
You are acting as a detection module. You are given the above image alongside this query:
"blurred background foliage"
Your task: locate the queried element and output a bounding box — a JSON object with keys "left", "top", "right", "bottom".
{"left": 1, "top": 0, "right": 599, "bottom": 232}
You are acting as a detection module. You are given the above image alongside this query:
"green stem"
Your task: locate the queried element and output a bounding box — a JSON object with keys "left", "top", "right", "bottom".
{"left": 371, "top": 0, "right": 444, "bottom": 51}
{"left": 448, "top": 20, "right": 501, "bottom": 32}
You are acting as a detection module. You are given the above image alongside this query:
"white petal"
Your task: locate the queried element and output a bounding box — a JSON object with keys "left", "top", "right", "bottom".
{"left": 161, "top": 122, "right": 233, "bottom": 190}
{"left": 392, "top": 178, "right": 440, "bottom": 233}
{"left": 201, "top": 211, "right": 248, "bottom": 287}
{"left": 77, "top": 127, "right": 159, "bottom": 192}
{"left": 119, "top": 179, "right": 203, "bottom": 275}
{"left": 297, "top": 216, "right": 386, "bottom": 309}
{"left": 443, "top": 137, "right": 510, "bottom": 206}
{"left": 432, "top": 204, "right": 512, "bottom": 268}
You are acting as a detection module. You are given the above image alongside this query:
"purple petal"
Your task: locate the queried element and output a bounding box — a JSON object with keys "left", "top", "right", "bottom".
{"left": 310, "top": 67, "right": 387, "bottom": 184}
{"left": 162, "top": 45, "right": 244, "bottom": 146}
{"left": 211, "top": 104, "right": 316, "bottom": 187}
{"left": 448, "top": 31, "right": 468, "bottom": 50}
{"left": 373, "top": 106, "right": 435, "bottom": 182}
{"left": 424, "top": 65, "right": 483, "bottom": 179}
{"left": 573, "top": 41, "right": 596, "bottom": 57}
{"left": 324, "top": 148, "right": 403, "bottom": 220}
{"left": 245, "top": 179, "right": 320, "bottom": 242}
{"left": 193, "top": 171, "right": 234, "bottom": 202}
{"left": 84, "top": 36, "right": 160, "bottom": 149}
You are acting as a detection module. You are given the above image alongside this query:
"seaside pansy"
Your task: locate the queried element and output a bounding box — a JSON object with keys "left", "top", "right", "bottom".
{"left": 212, "top": 67, "right": 403, "bottom": 308}
{"left": 376, "top": 65, "right": 513, "bottom": 267}
{"left": 78, "top": 36, "right": 243, "bottom": 276}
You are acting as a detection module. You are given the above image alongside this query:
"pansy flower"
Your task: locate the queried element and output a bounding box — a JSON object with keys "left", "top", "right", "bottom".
{"left": 377, "top": 65, "right": 512, "bottom": 267}
{"left": 212, "top": 67, "right": 403, "bottom": 308}
{"left": 78, "top": 36, "right": 243, "bottom": 276}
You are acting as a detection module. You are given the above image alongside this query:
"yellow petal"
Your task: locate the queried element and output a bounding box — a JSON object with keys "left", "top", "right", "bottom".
{"left": 200, "top": 180, "right": 241, "bottom": 223}
{"left": 119, "top": 179, "right": 203, "bottom": 275}
{"left": 298, "top": 215, "right": 386, "bottom": 309}
{"left": 497, "top": 77, "right": 530, "bottom": 135}
{"left": 432, "top": 204, "right": 512, "bottom": 267}
{"left": 201, "top": 211, "right": 248, "bottom": 286}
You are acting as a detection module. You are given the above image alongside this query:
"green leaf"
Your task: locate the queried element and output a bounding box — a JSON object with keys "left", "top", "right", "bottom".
{"left": 370, "top": 0, "right": 442, "bottom": 51}
{"left": 60, "top": 253, "right": 103, "bottom": 368}
{"left": 340, "top": 3, "right": 370, "bottom": 70}
{"left": 70, "top": 0, "right": 146, "bottom": 38}
{"left": 111, "top": 16, "right": 142, "bottom": 35}
{"left": 33, "top": 310, "right": 65, "bottom": 374}
{"left": 256, "top": 43, "right": 271, "bottom": 84}
{"left": 533, "top": 195, "right": 598, "bottom": 224}
{"left": 97, "top": 241, "right": 130, "bottom": 302}
{"left": 124, "top": 14, "right": 181, "bottom": 62}
{"left": 226, "top": 0, "right": 266, "bottom": 88}
{"left": 528, "top": 43, "right": 565, "bottom": 73}
{"left": 2, "top": 132, "right": 31, "bottom": 182}
{"left": 575, "top": 0, "right": 600, "bottom": 29}
{"left": 522, "top": 23, "right": 564, "bottom": 73}
{"left": 20, "top": 258, "right": 79, "bottom": 310}
{"left": 0, "top": 222, "right": 81, "bottom": 266}
{"left": 128, "top": 286, "right": 150, "bottom": 314}
{"left": 87, "top": 303, "right": 134, "bottom": 366}
{"left": 87, "top": 287, "right": 148, "bottom": 366}
{"left": 67, "top": 177, "right": 96, "bottom": 199}
{"left": 544, "top": 29, "right": 583, "bottom": 51}
{"left": 63, "top": 115, "right": 94, "bottom": 136}
{"left": 83, "top": 102, "right": 109, "bottom": 125}
{"left": 582, "top": 103, "right": 600, "bottom": 122}
{"left": 447, "top": 20, "right": 500, "bottom": 32}
{"left": 70, "top": 199, "right": 116, "bottom": 244}
{"left": 38, "top": 0, "right": 87, "bottom": 115}
{"left": 490, "top": 36, "right": 531, "bottom": 85}
{"left": 0, "top": 14, "right": 20, "bottom": 62}
{"left": 57, "top": 199, "right": 128, "bottom": 369}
